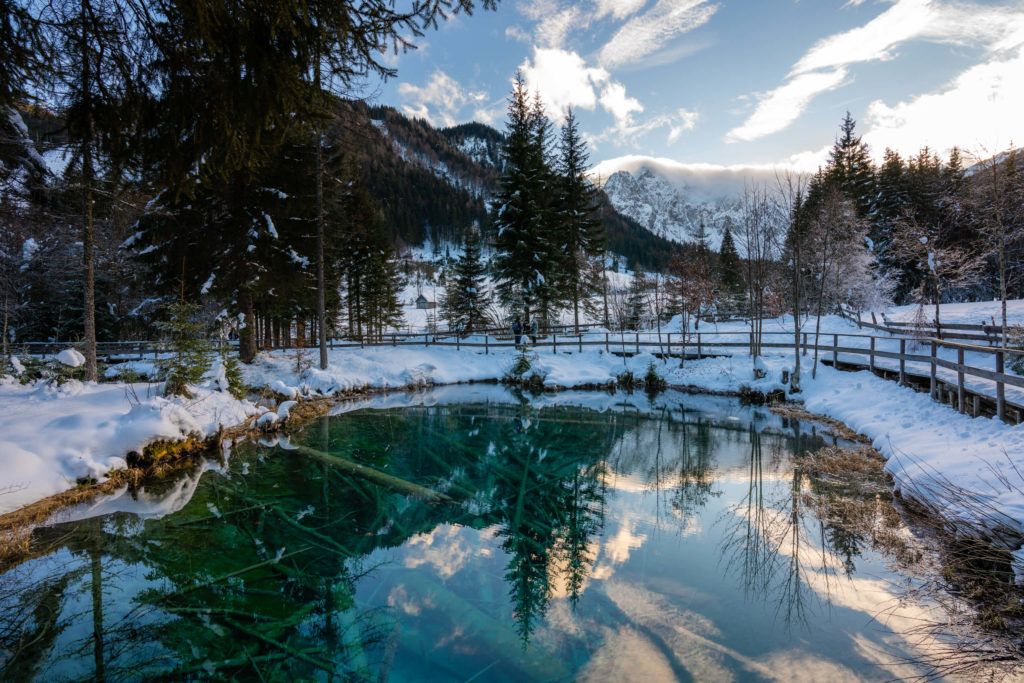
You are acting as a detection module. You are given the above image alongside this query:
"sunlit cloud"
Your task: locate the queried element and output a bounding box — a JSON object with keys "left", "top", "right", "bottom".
{"left": 669, "top": 108, "right": 700, "bottom": 143}
{"left": 599, "top": 82, "right": 643, "bottom": 127}
{"left": 861, "top": 45, "right": 1024, "bottom": 161}
{"left": 598, "top": 0, "right": 719, "bottom": 68}
{"left": 730, "top": 0, "right": 1024, "bottom": 144}
{"left": 519, "top": 48, "right": 610, "bottom": 118}
{"left": 397, "top": 70, "right": 489, "bottom": 126}
{"left": 725, "top": 68, "right": 848, "bottom": 143}
{"left": 792, "top": 0, "right": 1024, "bottom": 75}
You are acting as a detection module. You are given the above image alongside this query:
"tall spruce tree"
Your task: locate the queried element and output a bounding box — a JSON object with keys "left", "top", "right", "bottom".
{"left": 492, "top": 74, "right": 557, "bottom": 326}
{"left": 827, "top": 112, "right": 875, "bottom": 221}
{"left": 43, "top": 0, "right": 140, "bottom": 380}
{"left": 443, "top": 224, "right": 488, "bottom": 333}
{"left": 718, "top": 226, "right": 744, "bottom": 295}
{"left": 135, "top": 0, "right": 496, "bottom": 362}
{"left": 555, "top": 107, "right": 604, "bottom": 333}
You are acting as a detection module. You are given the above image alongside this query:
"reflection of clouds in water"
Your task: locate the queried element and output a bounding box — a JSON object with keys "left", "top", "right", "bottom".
{"left": 386, "top": 584, "right": 422, "bottom": 616}
{"left": 600, "top": 579, "right": 753, "bottom": 681}
{"left": 757, "top": 650, "right": 861, "bottom": 682}
{"left": 730, "top": 504, "right": 949, "bottom": 678}
{"left": 578, "top": 626, "right": 678, "bottom": 682}
{"left": 550, "top": 538, "right": 600, "bottom": 600}
{"left": 602, "top": 518, "right": 647, "bottom": 565}
{"left": 402, "top": 523, "right": 487, "bottom": 580}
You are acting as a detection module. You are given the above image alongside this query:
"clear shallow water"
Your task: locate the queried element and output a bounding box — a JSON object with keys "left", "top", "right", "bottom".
{"left": 1, "top": 389, "right": 947, "bottom": 681}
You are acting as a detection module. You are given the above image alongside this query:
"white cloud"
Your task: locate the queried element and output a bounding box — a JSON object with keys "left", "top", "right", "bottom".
{"left": 397, "top": 70, "right": 488, "bottom": 127}
{"left": 668, "top": 108, "right": 699, "bottom": 143}
{"left": 590, "top": 108, "right": 700, "bottom": 146}
{"left": 725, "top": 68, "right": 848, "bottom": 143}
{"left": 520, "top": 48, "right": 611, "bottom": 118}
{"left": 729, "top": 0, "right": 1024, "bottom": 143}
{"left": 861, "top": 45, "right": 1024, "bottom": 161}
{"left": 791, "top": 0, "right": 934, "bottom": 75}
{"left": 598, "top": 0, "right": 719, "bottom": 68}
{"left": 793, "top": 0, "right": 1024, "bottom": 75}
{"left": 593, "top": 0, "right": 647, "bottom": 21}
{"left": 517, "top": 0, "right": 582, "bottom": 48}
{"left": 599, "top": 82, "right": 644, "bottom": 127}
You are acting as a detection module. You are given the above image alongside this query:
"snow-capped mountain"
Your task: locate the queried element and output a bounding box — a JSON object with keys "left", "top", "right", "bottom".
{"left": 591, "top": 156, "right": 781, "bottom": 251}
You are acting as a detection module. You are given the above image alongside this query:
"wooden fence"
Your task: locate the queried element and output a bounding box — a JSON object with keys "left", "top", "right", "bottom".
{"left": 14, "top": 328, "right": 1024, "bottom": 424}
{"left": 848, "top": 310, "right": 1016, "bottom": 345}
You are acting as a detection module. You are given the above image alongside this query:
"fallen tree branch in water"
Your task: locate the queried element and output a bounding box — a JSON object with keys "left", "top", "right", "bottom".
{"left": 293, "top": 445, "right": 454, "bottom": 504}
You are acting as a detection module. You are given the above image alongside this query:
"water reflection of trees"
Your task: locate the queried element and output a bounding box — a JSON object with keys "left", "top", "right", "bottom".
{"left": 1, "top": 402, "right": 615, "bottom": 678}
{"left": 720, "top": 422, "right": 910, "bottom": 630}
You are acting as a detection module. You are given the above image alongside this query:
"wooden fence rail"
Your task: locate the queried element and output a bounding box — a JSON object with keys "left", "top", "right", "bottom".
{"left": 13, "top": 329, "right": 1024, "bottom": 423}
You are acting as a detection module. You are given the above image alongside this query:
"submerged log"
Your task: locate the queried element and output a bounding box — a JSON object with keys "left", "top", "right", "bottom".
{"left": 293, "top": 446, "right": 453, "bottom": 504}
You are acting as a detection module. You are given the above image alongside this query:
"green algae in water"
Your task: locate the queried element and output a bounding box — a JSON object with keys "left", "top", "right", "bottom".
{"left": 0, "top": 391, "right": 960, "bottom": 680}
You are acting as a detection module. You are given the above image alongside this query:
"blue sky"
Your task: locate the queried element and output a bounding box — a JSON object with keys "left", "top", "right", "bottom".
{"left": 374, "top": 0, "right": 1024, "bottom": 170}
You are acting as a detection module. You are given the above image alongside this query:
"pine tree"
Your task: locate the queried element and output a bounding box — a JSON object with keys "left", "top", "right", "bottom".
{"left": 443, "top": 224, "right": 488, "bottom": 333}
{"left": 135, "top": 0, "right": 496, "bottom": 362}
{"left": 718, "top": 226, "right": 744, "bottom": 295}
{"left": 157, "top": 297, "right": 212, "bottom": 399}
{"left": 624, "top": 266, "right": 649, "bottom": 331}
{"left": 492, "top": 74, "right": 557, "bottom": 327}
{"left": 555, "top": 107, "right": 604, "bottom": 333}
{"left": 43, "top": 0, "right": 140, "bottom": 380}
{"left": 827, "top": 112, "right": 876, "bottom": 221}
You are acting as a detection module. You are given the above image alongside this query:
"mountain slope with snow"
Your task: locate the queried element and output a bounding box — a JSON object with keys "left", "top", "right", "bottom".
{"left": 591, "top": 156, "right": 784, "bottom": 251}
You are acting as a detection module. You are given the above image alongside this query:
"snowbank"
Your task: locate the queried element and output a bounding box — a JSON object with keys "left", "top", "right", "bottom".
{"left": 0, "top": 376, "right": 258, "bottom": 514}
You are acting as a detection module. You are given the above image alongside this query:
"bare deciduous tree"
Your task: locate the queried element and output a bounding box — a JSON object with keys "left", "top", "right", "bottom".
{"left": 739, "top": 182, "right": 784, "bottom": 363}
{"left": 888, "top": 211, "right": 984, "bottom": 332}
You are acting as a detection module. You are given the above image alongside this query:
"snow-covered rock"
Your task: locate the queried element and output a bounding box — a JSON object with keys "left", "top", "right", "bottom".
{"left": 56, "top": 348, "right": 85, "bottom": 367}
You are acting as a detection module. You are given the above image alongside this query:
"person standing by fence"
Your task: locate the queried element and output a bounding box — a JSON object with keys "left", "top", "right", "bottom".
{"left": 512, "top": 317, "right": 522, "bottom": 345}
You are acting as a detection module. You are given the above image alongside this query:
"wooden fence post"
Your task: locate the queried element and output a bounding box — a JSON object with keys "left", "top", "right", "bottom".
{"left": 456, "top": 334, "right": 460, "bottom": 351}
{"left": 553, "top": 333, "right": 557, "bottom": 355}
{"left": 869, "top": 336, "right": 875, "bottom": 372}
{"left": 832, "top": 334, "right": 838, "bottom": 367}
{"left": 578, "top": 333, "right": 582, "bottom": 353}
{"left": 899, "top": 338, "right": 906, "bottom": 385}
{"left": 997, "top": 350, "right": 1006, "bottom": 422}
{"left": 485, "top": 335, "right": 488, "bottom": 355}
{"left": 605, "top": 332, "right": 609, "bottom": 353}
{"left": 667, "top": 333, "right": 671, "bottom": 358}
{"left": 635, "top": 332, "right": 640, "bottom": 355}
{"left": 697, "top": 332, "right": 702, "bottom": 358}
{"left": 802, "top": 332, "right": 807, "bottom": 356}
{"left": 957, "top": 346, "right": 965, "bottom": 413}
{"left": 929, "top": 341, "right": 937, "bottom": 399}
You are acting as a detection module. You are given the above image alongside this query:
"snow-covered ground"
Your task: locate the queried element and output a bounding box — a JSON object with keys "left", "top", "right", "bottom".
{"left": 3, "top": 309, "right": 1024, "bottom": 577}
{"left": 0, "top": 367, "right": 259, "bottom": 515}
{"left": 880, "top": 298, "right": 1024, "bottom": 326}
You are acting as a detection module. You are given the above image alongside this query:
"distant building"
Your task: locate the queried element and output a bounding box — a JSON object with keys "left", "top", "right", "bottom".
{"left": 415, "top": 294, "right": 436, "bottom": 310}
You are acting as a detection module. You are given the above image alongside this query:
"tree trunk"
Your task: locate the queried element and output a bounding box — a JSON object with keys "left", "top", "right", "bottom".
{"left": 791, "top": 248, "right": 801, "bottom": 392}
{"left": 80, "top": 0, "right": 98, "bottom": 382}
{"left": 314, "top": 63, "right": 328, "bottom": 369}
{"left": 238, "top": 289, "right": 257, "bottom": 363}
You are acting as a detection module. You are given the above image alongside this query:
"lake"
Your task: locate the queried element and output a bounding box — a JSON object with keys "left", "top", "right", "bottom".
{"left": 0, "top": 386, "right": 958, "bottom": 681}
